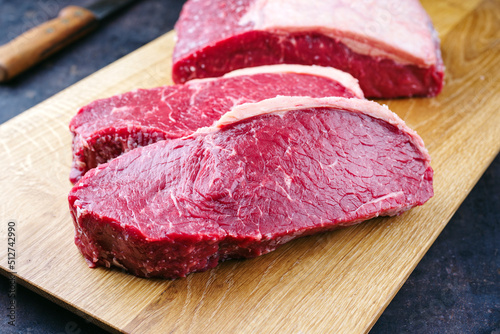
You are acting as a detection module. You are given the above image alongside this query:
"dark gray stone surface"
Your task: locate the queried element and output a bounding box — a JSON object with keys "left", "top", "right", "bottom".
{"left": 0, "top": 1, "right": 498, "bottom": 333}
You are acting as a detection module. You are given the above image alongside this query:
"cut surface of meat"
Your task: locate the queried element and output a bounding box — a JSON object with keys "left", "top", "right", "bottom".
{"left": 172, "top": 0, "right": 445, "bottom": 98}
{"left": 69, "top": 96, "right": 433, "bottom": 279}
{"left": 69, "top": 65, "right": 362, "bottom": 183}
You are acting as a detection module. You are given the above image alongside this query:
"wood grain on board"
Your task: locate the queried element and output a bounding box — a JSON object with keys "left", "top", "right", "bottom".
{"left": 0, "top": 0, "right": 499, "bottom": 333}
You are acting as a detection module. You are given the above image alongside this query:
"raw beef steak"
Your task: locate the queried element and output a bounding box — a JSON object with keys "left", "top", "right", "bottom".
{"left": 69, "top": 96, "right": 434, "bottom": 279}
{"left": 70, "top": 65, "right": 363, "bottom": 183}
{"left": 172, "top": 0, "right": 445, "bottom": 98}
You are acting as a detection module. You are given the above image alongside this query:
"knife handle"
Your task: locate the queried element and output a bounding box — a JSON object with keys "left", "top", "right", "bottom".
{"left": 0, "top": 6, "right": 98, "bottom": 82}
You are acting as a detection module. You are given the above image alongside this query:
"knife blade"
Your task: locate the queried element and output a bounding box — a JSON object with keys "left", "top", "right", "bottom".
{"left": 0, "top": 0, "right": 137, "bottom": 82}
{"left": 86, "top": 0, "right": 137, "bottom": 20}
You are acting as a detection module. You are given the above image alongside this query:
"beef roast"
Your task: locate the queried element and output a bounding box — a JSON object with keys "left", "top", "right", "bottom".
{"left": 172, "top": 0, "right": 444, "bottom": 98}
{"left": 70, "top": 64, "right": 363, "bottom": 183}
{"left": 69, "top": 96, "right": 433, "bottom": 279}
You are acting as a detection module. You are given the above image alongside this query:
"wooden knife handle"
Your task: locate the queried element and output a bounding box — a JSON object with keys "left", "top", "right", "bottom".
{"left": 0, "top": 6, "right": 98, "bottom": 82}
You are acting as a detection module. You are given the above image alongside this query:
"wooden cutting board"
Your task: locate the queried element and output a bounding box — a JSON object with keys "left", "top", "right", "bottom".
{"left": 0, "top": 0, "right": 499, "bottom": 333}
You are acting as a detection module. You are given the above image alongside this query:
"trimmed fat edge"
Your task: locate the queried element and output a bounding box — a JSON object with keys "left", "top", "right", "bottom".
{"left": 195, "top": 96, "right": 431, "bottom": 164}
{"left": 187, "top": 64, "right": 364, "bottom": 99}
{"left": 222, "top": 64, "right": 364, "bottom": 98}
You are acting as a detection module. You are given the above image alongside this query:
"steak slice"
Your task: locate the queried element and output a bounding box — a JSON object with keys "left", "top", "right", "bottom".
{"left": 69, "top": 64, "right": 363, "bottom": 183}
{"left": 172, "top": 0, "right": 445, "bottom": 98}
{"left": 69, "top": 96, "right": 433, "bottom": 279}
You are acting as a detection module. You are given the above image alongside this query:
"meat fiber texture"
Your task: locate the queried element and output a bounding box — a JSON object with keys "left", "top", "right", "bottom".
{"left": 69, "top": 96, "right": 434, "bottom": 279}
{"left": 172, "top": 0, "right": 445, "bottom": 98}
{"left": 69, "top": 65, "right": 363, "bottom": 183}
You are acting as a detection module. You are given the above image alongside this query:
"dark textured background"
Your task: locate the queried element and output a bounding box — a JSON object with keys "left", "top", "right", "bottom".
{"left": 0, "top": 0, "right": 498, "bottom": 333}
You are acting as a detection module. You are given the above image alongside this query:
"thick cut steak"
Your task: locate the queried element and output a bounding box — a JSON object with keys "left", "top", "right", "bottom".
{"left": 172, "top": 0, "right": 444, "bottom": 98}
{"left": 69, "top": 96, "right": 433, "bottom": 279}
{"left": 69, "top": 65, "right": 362, "bottom": 183}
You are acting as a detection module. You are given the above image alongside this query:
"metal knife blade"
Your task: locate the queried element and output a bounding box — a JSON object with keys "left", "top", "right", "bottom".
{"left": 86, "top": 0, "right": 138, "bottom": 21}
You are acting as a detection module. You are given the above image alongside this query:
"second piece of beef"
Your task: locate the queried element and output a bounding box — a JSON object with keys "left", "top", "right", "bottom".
{"left": 69, "top": 65, "right": 363, "bottom": 183}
